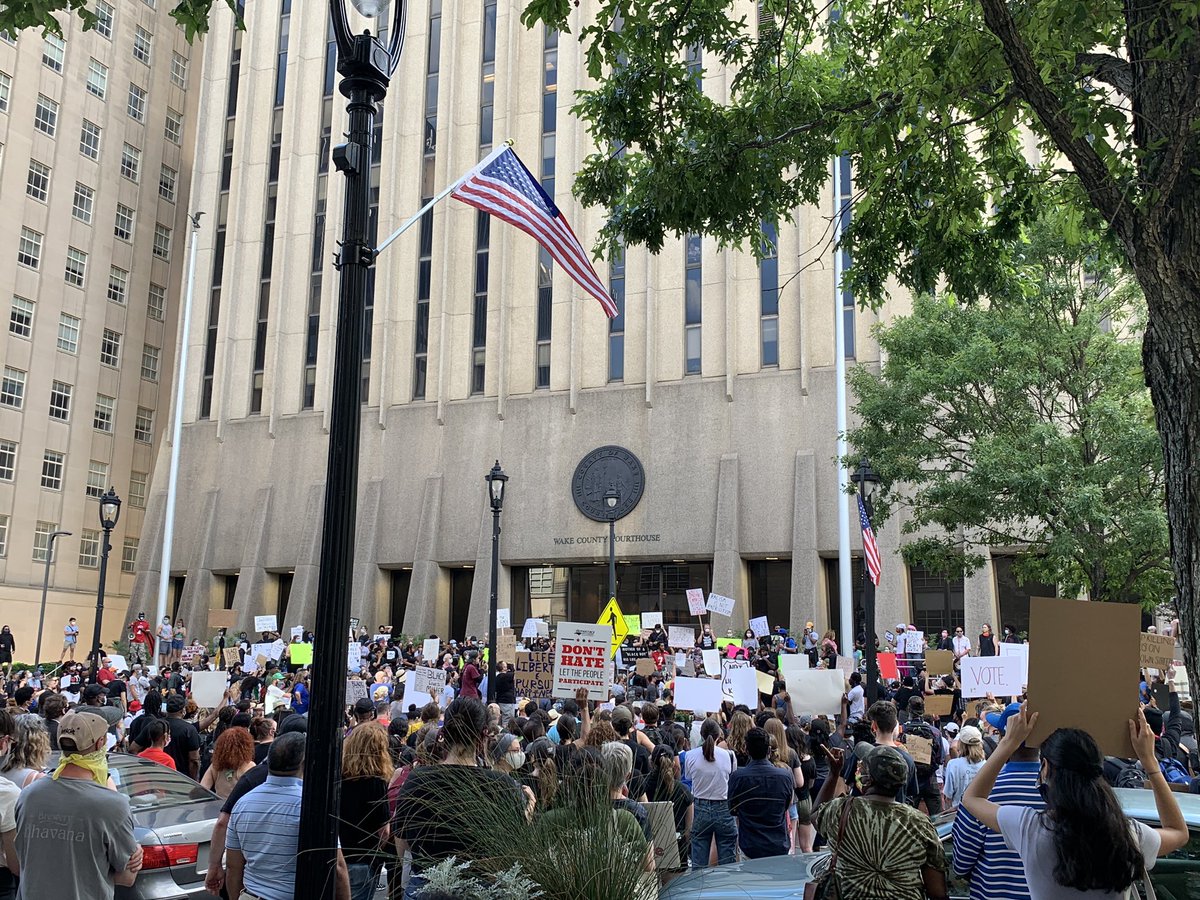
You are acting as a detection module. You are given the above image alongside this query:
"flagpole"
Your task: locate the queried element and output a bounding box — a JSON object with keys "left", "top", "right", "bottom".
{"left": 834, "top": 153, "right": 854, "bottom": 654}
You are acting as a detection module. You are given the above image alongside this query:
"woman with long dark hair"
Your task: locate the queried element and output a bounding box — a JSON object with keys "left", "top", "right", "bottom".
{"left": 644, "top": 743, "right": 693, "bottom": 866}
{"left": 682, "top": 717, "right": 737, "bottom": 868}
{"left": 963, "top": 704, "right": 1188, "bottom": 898}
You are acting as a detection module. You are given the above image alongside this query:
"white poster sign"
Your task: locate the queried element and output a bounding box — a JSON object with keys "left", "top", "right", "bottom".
{"left": 553, "top": 622, "right": 613, "bottom": 701}
{"left": 412, "top": 666, "right": 447, "bottom": 697}
{"left": 347, "top": 641, "right": 362, "bottom": 673}
{"left": 291, "top": 626, "right": 304, "bottom": 640}
{"left": 250, "top": 643, "right": 275, "bottom": 665}
{"left": 749, "top": 616, "right": 770, "bottom": 638}
{"left": 642, "top": 612, "right": 663, "bottom": 629}
{"left": 254, "top": 615, "right": 278, "bottom": 633}
{"left": 269, "top": 640, "right": 286, "bottom": 660}
{"left": 345, "top": 679, "right": 369, "bottom": 705}
{"left": 107, "top": 654, "right": 128, "bottom": 672}
{"left": 496, "top": 608, "right": 511, "bottom": 630}
{"left": 706, "top": 592, "right": 736, "bottom": 617}
{"left": 722, "top": 663, "right": 758, "bottom": 707}
{"left": 961, "top": 654, "right": 1025, "bottom": 698}
{"left": 190, "top": 670, "right": 228, "bottom": 708}
{"left": 787, "top": 669, "right": 846, "bottom": 716}
{"left": 422, "top": 638, "right": 440, "bottom": 662}
{"left": 522, "top": 618, "right": 543, "bottom": 639}
{"left": 668, "top": 626, "right": 695, "bottom": 649}
{"left": 402, "top": 680, "right": 433, "bottom": 709}
{"left": 685, "top": 589, "right": 707, "bottom": 616}
{"left": 997, "top": 641, "right": 1030, "bottom": 685}
{"left": 674, "top": 676, "right": 726, "bottom": 714}
{"left": 701, "top": 649, "right": 721, "bottom": 676}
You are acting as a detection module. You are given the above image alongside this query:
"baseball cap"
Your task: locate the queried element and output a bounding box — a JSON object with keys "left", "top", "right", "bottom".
{"left": 985, "top": 702, "right": 1023, "bottom": 735}
{"left": 805, "top": 621, "right": 814, "bottom": 629}
{"left": 957, "top": 725, "right": 983, "bottom": 745}
{"left": 166, "top": 694, "right": 188, "bottom": 714}
{"left": 353, "top": 698, "right": 375, "bottom": 716}
{"left": 58, "top": 711, "right": 110, "bottom": 751}
{"left": 83, "top": 684, "right": 106, "bottom": 701}
{"left": 854, "top": 742, "right": 908, "bottom": 792}
{"left": 943, "top": 722, "right": 960, "bottom": 736}
{"left": 896, "top": 623, "right": 907, "bottom": 630}
{"left": 611, "top": 705, "right": 633, "bottom": 729}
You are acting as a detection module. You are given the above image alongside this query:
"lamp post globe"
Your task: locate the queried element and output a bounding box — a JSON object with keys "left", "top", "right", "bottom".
{"left": 605, "top": 486, "right": 620, "bottom": 603}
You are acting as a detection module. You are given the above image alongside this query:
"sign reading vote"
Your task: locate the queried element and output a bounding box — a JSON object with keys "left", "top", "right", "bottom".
{"left": 960, "top": 654, "right": 1024, "bottom": 698}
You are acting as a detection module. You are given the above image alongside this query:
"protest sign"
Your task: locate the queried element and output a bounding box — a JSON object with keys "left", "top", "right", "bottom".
{"left": 675, "top": 677, "right": 725, "bottom": 713}
{"left": 191, "top": 670, "right": 228, "bottom": 708}
{"left": 1141, "top": 633, "right": 1177, "bottom": 670}
{"left": 722, "top": 662, "right": 757, "bottom": 707}
{"left": 877, "top": 652, "right": 899, "bottom": 680}
{"left": 255, "top": 655, "right": 268, "bottom": 669}
{"left": 423, "top": 638, "right": 440, "bottom": 661}
{"left": 209, "top": 609, "right": 237, "bottom": 629}
{"left": 223, "top": 648, "right": 242, "bottom": 668}
{"left": 787, "top": 669, "right": 845, "bottom": 716}
{"left": 622, "top": 642, "right": 649, "bottom": 663}
{"left": 270, "top": 639, "right": 286, "bottom": 660}
{"left": 925, "top": 693, "right": 955, "bottom": 717}
{"left": 345, "top": 679, "right": 369, "bottom": 705}
{"left": 636, "top": 658, "right": 657, "bottom": 677}
{"left": 749, "top": 616, "right": 770, "bottom": 638}
{"left": 402, "top": 680, "right": 433, "bottom": 709}
{"left": 496, "top": 608, "right": 511, "bottom": 630}
{"left": 997, "top": 642, "right": 1030, "bottom": 684}
{"left": 412, "top": 666, "right": 446, "bottom": 697}
{"left": 778, "top": 654, "right": 809, "bottom": 686}
{"left": 835, "top": 655, "right": 856, "bottom": 680}
{"left": 756, "top": 670, "right": 776, "bottom": 696}
{"left": 180, "top": 646, "right": 203, "bottom": 664}
{"left": 349, "top": 617, "right": 360, "bottom": 633}
{"left": 706, "top": 592, "right": 736, "bottom": 617}
{"left": 291, "top": 626, "right": 304, "bottom": 640}
{"left": 642, "top": 612, "right": 663, "bottom": 629}
{"left": 497, "top": 631, "right": 516, "bottom": 665}
{"left": 106, "top": 653, "right": 128, "bottom": 672}
{"left": 701, "top": 649, "right": 720, "bottom": 676}
{"left": 906, "top": 735, "right": 933, "bottom": 765}
{"left": 624, "top": 615, "right": 642, "bottom": 636}
{"left": 674, "top": 652, "right": 687, "bottom": 670}
{"left": 347, "top": 641, "right": 362, "bottom": 673}
{"left": 924, "top": 650, "right": 954, "bottom": 675}
{"left": 960, "top": 655, "right": 1024, "bottom": 698}
{"left": 250, "top": 643, "right": 274, "bottom": 664}
{"left": 531, "top": 596, "right": 551, "bottom": 618}
{"left": 685, "top": 589, "right": 706, "bottom": 616}
{"left": 668, "top": 626, "right": 694, "bottom": 649}
{"left": 515, "top": 651, "right": 554, "bottom": 699}
{"left": 522, "top": 618, "right": 543, "bottom": 639}
{"left": 553, "top": 622, "right": 613, "bottom": 701}
{"left": 254, "top": 615, "right": 278, "bottom": 633}
{"left": 290, "top": 643, "right": 313, "bottom": 665}
{"left": 645, "top": 801, "right": 681, "bottom": 871}
{"left": 1027, "top": 596, "right": 1139, "bottom": 757}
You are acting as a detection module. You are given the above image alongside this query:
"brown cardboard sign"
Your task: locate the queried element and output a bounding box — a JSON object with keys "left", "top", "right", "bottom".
{"left": 1141, "top": 633, "right": 1177, "bottom": 670}
{"left": 497, "top": 632, "right": 516, "bottom": 665}
{"left": 223, "top": 648, "right": 242, "bottom": 668}
{"left": 636, "top": 658, "right": 657, "bottom": 677}
{"left": 924, "top": 650, "right": 954, "bottom": 675}
{"left": 1027, "top": 596, "right": 1140, "bottom": 757}
{"left": 209, "top": 609, "right": 238, "bottom": 629}
{"left": 925, "top": 693, "right": 954, "bottom": 717}
{"left": 906, "top": 734, "right": 933, "bottom": 765}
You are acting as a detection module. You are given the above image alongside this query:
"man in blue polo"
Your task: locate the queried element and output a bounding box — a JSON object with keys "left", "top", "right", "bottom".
{"left": 728, "top": 727, "right": 795, "bottom": 859}
{"left": 951, "top": 702, "right": 1043, "bottom": 899}
{"left": 225, "top": 732, "right": 350, "bottom": 900}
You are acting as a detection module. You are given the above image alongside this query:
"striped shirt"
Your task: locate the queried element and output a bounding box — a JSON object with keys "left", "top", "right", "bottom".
{"left": 226, "top": 775, "right": 303, "bottom": 900}
{"left": 951, "top": 760, "right": 1044, "bottom": 900}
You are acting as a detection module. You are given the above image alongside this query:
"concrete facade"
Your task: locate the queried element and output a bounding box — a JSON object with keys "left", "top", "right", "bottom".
{"left": 0, "top": 8, "right": 199, "bottom": 663}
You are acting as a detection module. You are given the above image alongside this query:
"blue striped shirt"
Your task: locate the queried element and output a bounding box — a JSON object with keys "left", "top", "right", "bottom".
{"left": 951, "top": 760, "right": 1043, "bottom": 900}
{"left": 226, "top": 775, "right": 303, "bottom": 900}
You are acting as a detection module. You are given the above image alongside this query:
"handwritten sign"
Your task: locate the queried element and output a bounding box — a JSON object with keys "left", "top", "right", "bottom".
{"left": 250, "top": 643, "right": 275, "bottom": 664}
{"left": 423, "top": 638, "right": 440, "bottom": 661}
{"left": 254, "top": 615, "right": 278, "bottom": 633}
{"left": 642, "top": 611, "right": 663, "bottom": 629}
{"left": 291, "top": 626, "right": 304, "bottom": 640}
{"left": 180, "top": 645, "right": 203, "bottom": 664}
{"left": 721, "top": 660, "right": 756, "bottom": 706}
{"left": 522, "top": 618, "right": 544, "bottom": 639}
{"left": 961, "top": 654, "right": 1024, "bottom": 698}
{"left": 997, "top": 641, "right": 1030, "bottom": 684}
{"left": 553, "top": 622, "right": 612, "bottom": 701}
{"left": 223, "top": 648, "right": 242, "bottom": 668}
{"left": 412, "top": 666, "right": 447, "bottom": 697}
{"left": 749, "top": 616, "right": 770, "bottom": 638}
{"left": 906, "top": 734, "right": 933, "bottom": 765}
{"left": 347, "top": 641, "right": 362, "bottom": 673}
{"left": 345, "top": 679, "right": 369, "bottom": 706}
{"left": 497, "top": 632, "right": 516, "bottom": 665}
{"left": 685, "top": 589, "right": 706, "bottom": 616}
{"left": 706, "top": 592, "right": 736, "bottom": 617}
{"left": 515, "top": 651, "right": 554, "bottom": 699}
{"left": 668, "top": 626, "right": 695, "bottom": 649}
{"left": 925, "top": 693, "right": 955, "bottom": 717}
{"left": 1141, "top": 633, "right": 1177, "bottom": 670}
{"left": 701, "top": 649, "right": 720, "bottom": 676}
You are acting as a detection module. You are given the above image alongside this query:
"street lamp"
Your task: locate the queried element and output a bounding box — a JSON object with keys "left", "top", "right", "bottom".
{"left": 296, "top": 1, "right": 405, "bottom": 896}
{"left": 605, "top": 486, "right": 619, "bottom": 604}
{"left": 852, "top": 457, "right": 881, "bottom": 702}
{"left": 34, "top": 529, "right": 71, "bottom": 667}
{"left": 90, "top": 488, "right": 121, "bottom": 679}
{"left": 485, "top": 460, "right": 508, "bottom": 703}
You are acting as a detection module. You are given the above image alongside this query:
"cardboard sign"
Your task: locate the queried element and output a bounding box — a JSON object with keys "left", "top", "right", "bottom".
{"left": 223, "top": 648, "right": 242, "bottom": 668}
{"left": 787, "top": 669, "right": 845, "bottom": 716}
{"left": 209, "top": 609, "right": 238, "bottom": 629}
{"left": 644, "top": 801, "right": 681, "bottom": 870}
{"left": 423, "top": 638, "right": 440, "bottom": 661}
{"left": 675, "top": 676, "right": 725, "bottom": 713}
{"left": 925, "top": 693, "right": 955, "bottom": 717}
{"left": 531, "top": 596, "right": 551, "bottom": 617}
{"left": 706, "top": 592, "right": 736, "bottom": 617}
{"left": 722, "top": 662, "right": 757, "bottom": 707}
{"left": 877, "top": 652, "right": 899, "bottom": 681}
{"left": 291, "top": 626, "right": 305, "bottom": 640}
{"left": 254, "top": 615, "right": 278, "bottom": 633}
{"left": 412, "top": 666, "right": 446, "bottom": 696}
{"left": 497, "top": 632, "right": 516, "bottom": 665}
{"left": 756, "top": 670, "right": 776, "bottom": 696}
{"left": 701, "top": 649, "right": 721, "bottom": 676}
{"left": 668, "top": 626, "right": 695, "bottom": 649}
{"left": 906, "top": 734, "right": 933, "bottom": 765}
{"left": 997, "top": 641, "right": 1030, "bottom": 684}
{"left": 636, "top": 658, "right": 658, "bottom": 677}
{"left": 1027, "top": 597, "right": 1140, "bottom": 757}
{"left": 290, "top": 643, "right": 313, "bottom": 665}
{"left": 515, "top": 651, "right": 554, "bottom": 699}
{"left": 924, "top": 650, "right": 954, "bottom": 675}
{"left": 749, "top": 616, "right": 770, "bottom": 638}
{"left": 642, "top": 612, "right": 664, "bottom": 629}
{"left": 522, "top": 618, "right": 544, "bottom": 639}
{"left": 835, "top": 655, "right": 856, "bottom": 680}
{"left": 496, "top": 608, "right": 511, "bottom": 630}
{"left": 345, "top": 679, "right": 369, "bottom": 705}
{"left": 685, "top": 589, "right": 706, "bottom": 616}
{"left": 190, "top": 670, "right": 228, "bottom": 708}
{"left": 961, "top": 655, "right": 1024, "bottom": 698}
{"left": 1141, "top": 633, "right": 1177, "bottom": 670}
{"left": 553, "top": 622, "right": 613, "bottom": 701}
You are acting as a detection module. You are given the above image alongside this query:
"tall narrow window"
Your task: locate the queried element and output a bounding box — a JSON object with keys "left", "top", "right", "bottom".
{"left": 34, "top": 94, "right": 59, "bottom": 136}
{"left": 9, "top": 297, "right": 33, "bottom": 338}
{"left": 42, "top": 34, "right": 65, "bottom": 72}
{"left": 80, "top": 120, "right": 102, "bottom": 158}
{"left": 470, "top": 0, "right": 498, "bottom": 396}
{"left": 26, "top": 160, "right": 50, "bottom": 202}
{"left": 608, "top": 248, "right": 626, "bottom": 382}
{"left": 0, "top": 368, "right": 25, "bottom": 409}
{"left": 760, "top": 221, "right": 779, "bottom": 367}
{"left": 684, "top": 234, "right": 702, "bottom": 375}
{"left": 48, "top": 381, "right": 72, "bottom": 421}
{"left": 535, "top": 28, "right": 558, "bottom": 389}
{"left": 412, "top": 0, "right": 442, "bottom": 400}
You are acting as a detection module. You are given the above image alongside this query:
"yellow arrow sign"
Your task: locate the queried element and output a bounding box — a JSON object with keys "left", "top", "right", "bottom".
{"left": 598, "top": 596, "right": 629, "bottom": 658}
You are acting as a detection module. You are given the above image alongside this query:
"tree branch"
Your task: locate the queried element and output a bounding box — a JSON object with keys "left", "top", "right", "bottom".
{"left": 1076, "top": 52, "right": 1134, "bottom": 97}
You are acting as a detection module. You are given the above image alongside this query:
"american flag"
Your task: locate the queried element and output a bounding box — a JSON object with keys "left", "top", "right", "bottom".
{"left": 451, "top": 146, "right": 618, "bottom": 318}
{"left": 858, "top": 494, "right": 882, "bottom": 586}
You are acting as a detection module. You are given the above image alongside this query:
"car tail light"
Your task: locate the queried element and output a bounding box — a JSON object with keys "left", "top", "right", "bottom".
{"left": 141, "top": 843, "right": 199, "bottom": 869}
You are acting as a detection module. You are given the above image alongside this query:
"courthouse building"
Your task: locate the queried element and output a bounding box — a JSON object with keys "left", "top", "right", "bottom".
{"left": 125, "top": 0, "right": 1052, "bottom": 645}
{"left": 0, "top": 8, "right": 199, "bottom": 658}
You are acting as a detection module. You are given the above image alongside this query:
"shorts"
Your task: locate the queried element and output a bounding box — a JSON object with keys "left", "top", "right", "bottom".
{"left": 0, "top": 652, "right": 11, "bottom": 665}
{"left": 171, "top": 639, "right": 184, "bottom": 650}
{"left": 794, "top": 794, "right": 813, "bottom": 825}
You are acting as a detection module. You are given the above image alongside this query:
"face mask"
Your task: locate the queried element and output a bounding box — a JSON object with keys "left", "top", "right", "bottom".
{"left": 505, "top": 751, "right": 526, "bottom": 770}
{"left": 53, "top": 747, "right": 109, "bottom": 786}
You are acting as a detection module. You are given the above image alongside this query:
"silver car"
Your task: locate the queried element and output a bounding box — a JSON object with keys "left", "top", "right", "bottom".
{"left": 46, "top": 752, "right": 221, "bottom": 900}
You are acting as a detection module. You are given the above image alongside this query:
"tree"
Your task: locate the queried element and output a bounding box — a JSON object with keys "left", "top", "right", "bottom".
{"left": 513, "top": 0, "right": 1200, "bottom": 679}
{"left": 847, "top": 223, "right": 1170, "bottom": 610}
{"left": 0, "top": 0, "right": 235, "bottom": 40}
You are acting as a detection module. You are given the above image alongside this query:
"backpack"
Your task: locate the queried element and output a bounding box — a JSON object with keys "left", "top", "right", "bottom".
{"left": 1159, "top": 756, "right": 1191, "bottom": 785}
{"left": 903, "top": 722, "right": 943, "bottom": 778}
{"left": 1103, "top": 756, "right": 1146, "bottom": 789}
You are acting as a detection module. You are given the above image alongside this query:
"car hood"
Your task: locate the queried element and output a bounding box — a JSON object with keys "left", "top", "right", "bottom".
{"left": 660, "top": 852, "right": 830, "bottom": 899}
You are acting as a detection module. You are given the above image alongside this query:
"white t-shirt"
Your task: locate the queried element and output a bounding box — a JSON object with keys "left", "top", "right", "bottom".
{"left": 941, "top": 756, "right": 983, "bottom": 807}
{"left": 953, "top": 635, "right": 971, "bottom": 657}
{"left": 997, "top": 805, "right": 1159, "bottom": 899}
{"left": 683, "top": 745, "right": 737, "bottom": 800}
{"left": 0, "top": 775, "right": 18, "bottom": 867}
{"left": 846, "top": 684, "right": 866, "bottom": 720}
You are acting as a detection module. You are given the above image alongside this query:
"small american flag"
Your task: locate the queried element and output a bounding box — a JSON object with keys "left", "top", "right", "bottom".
{"left": 451, "top": 146, "right": 618, "bottom": 318}
{"left": 858, "top": 494, "right": 882, "bottom": 586}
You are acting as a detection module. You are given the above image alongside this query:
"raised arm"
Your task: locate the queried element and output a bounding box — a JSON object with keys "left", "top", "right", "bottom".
{"left": 962, "top": 703, "right": 1039, "bottom": 832}
{"left": 1130, "top": 708, "right": 1189, "bottom": 855}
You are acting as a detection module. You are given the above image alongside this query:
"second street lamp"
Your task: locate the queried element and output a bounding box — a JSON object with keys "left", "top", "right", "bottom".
{"left": 34, "top": 529, "right": 71, "bottom": 667}
{"left": 90, "top": 488, "right": 122, "bottom": 680}
{"left": 852, "top": 456, "right": 881, "bottom": 702}
{"left": 485, "top": 461, "right": 508, "bottom": 703}
{"left": 605, "top": 486, "right": 619, "bottom": 603}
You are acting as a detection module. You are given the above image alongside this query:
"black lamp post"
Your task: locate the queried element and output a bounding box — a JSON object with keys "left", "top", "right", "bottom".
{"left": 34, "top": 529, "right": 71, "bottom": 667}
{"left": 485, "top": 461, "right": 508, "bottom": 703}
{"left": 296, "top": 1, "right": 405, "bottom": 897}
{"left": 605, "top": 486, "right": 619, "bottom": 603}
{"left": 852, "top": 457, "right": 881, "bottom": 702}
{"left": 90, "top": 489, "right": 121, "bottom": 680}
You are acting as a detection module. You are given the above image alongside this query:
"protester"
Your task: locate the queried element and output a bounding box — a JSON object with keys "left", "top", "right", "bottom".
{"left": 682, "top": 717, "right": 738, "bottom": 868}
{"left": 339, "top": 723, "right": 393, "bottom": 900}
{"left": 200, "top": 727, "right": 255, "bottom": 799}
{"left": 0, "top": 711, "right": 18, "bottom": 900}
{"left": 728, "top": 727, "right": 794, "bottom": 859}
{"left": 135, "top": 719, "right": 175, "bottom": 770}
{"left": 60, "top": 618, "right": 78, "bottom": 664}
{"left": 942, "top": 724, "right": 985, "bottom": 809}
{"left": 250, "top": 716, "right": 277, "bottom": 764}
{"left": 0, "top": 716, "right": 48, "bottom": 790}
{"left": 978, "top": 623, "right": 997, "bottom": 657}
{"left": 644, "top": 743, "right": 693, "bottom": 866}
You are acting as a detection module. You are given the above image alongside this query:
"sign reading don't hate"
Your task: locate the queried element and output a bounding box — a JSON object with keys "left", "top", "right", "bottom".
{"left": 552, "top": 621, "right": 612, "bottom": 701}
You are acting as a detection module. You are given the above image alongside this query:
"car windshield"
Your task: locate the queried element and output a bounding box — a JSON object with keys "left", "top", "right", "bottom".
{"left": 110, "top": 762, "right": 214, "bottom": 809}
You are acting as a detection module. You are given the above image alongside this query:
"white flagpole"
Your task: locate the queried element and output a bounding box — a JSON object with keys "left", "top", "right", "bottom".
{"left": 834, "top": 154, "right": 854, "bottom": 652}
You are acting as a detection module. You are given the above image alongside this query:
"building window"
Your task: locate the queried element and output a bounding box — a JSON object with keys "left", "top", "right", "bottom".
{"left": 94, "top": 1, "right": 114, "bottom": 38}
{"left": 58, "top": 314, "right": 80, "bottom": 353}
{"left": 78, "top": 529, "right": 100, "bottom": 568}
{"left": 0, "top": 441, "right": 14, "bottom": 481}
{"left": 86, "top": 60, "right": 108, "bottom": 99}
{"left": 134, "top": 407, "right": 154, "bottom": 443}
{"left": 147, "top": 283, "right": 165, "bottom": 321}
{"left": 9, "top": 296, "right": 33, "bottom": 338}
{"left": 64, "top": 247, "right": 88, "bottom": 287}
{"left": 80, "top": 119, "right": 102, "bottom": 159}
{"left": 121, "top": 538, "right": 138, "bottom": 573}
{"left": 34, "top": 94, "right": 58, "bottom": 136}
{"left": 159, "top": 165, "right": 177, "bottom": 203}
{"left": 93, "top": 394, "right": 115, "bottom": 432}
{"left": 120, "top": 144, "right": 141, "bottom": 182}
{"left": 413, "top": 0, "right": 442, "bottom": 401}
{"left": 0, "top": 515, "right": 7, "bottom": 557}
{"left": 471, "top": 211, "right": 489, "bottom": 394}
{"left": 26, "top": 160, "right": 50, "bottom": 202}
{"left": 34, "top": 523, "right": 59, "bottom": 563}
{"left": 86, "top": 460, "right": 108, "bottom": 498}
{"left": 114, "top": 203, "right": 134, "bottom": 241}
{"left": 164, "top": 108, "right": 182, "bottom": 144}
{"left": 129, "top": 471, "right": 147, "bottom": 508}
{"left": 48, "top": 381, "right": 72, "bottom": 421}
{"left": 107, "top": 267, "right": 128, "bottom": 304}
{"left": 0, "top": 72, "right": 9, "bottom": 112}
{"left": 909, "top": 565, "right": 965, "bottom": 634}
{"left": 153, "top": 224, "right": 171, "bottom": 260}
{"left": 41, "top": 451, "right": 64, "bottom": 490}
{"left": 0, "top": 368, "right": 24, "bottom": 409}
{"left": 685, "top": 233, "right": 702, "bottom": 374}
{"left": 608, "top": 248, "right": 626, "bottom": 382}
{"left": 127, "top": 83, "right": 147, "bottom": 122}
{"left": 534, "top": 28, "right": 558, "bottom": 391}
{"left": 100, "top": 329, "right": 121, "bottom": 367}
{"left": 17, "top": 228, "right": 42, "bottom": 269}
{"left": 141, "top": 344, "right": 159, "bottom": 381}
{"left": 171, "top": 51, "right": 188, "bottom": 87}
{"left": 72, "top": 182, "right": 95, "bottom": 222}
{"left": 42, "top": 34, "right": 65, "bottom": 73}
{"left": 133, "top": 26, "right": 152, "bottom": 64}
{"left": 761, "top": 222, "right": 780, "bottom": 367}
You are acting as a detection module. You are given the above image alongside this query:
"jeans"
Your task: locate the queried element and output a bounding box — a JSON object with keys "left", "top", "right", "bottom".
{"left": 689, "top": 798, "right": 737, "bottom": 868}
{"left": 347, "top": 862, "right": 378, "bottom": 900}
{"left": 916, "top": 778, "right": 943, "bottom": 815}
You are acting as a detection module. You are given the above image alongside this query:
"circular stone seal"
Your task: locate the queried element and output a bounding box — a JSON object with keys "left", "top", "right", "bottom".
{"left": 571, "top": 446, "right": 646, "bottom": 523}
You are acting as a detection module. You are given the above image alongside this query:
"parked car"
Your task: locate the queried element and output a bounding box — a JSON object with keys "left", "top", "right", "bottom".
{"left": 45, "top": 752, "right": 221, "bottom": 900}
{"left": 661, "top": 790, "right": 1200, "bottom": 899}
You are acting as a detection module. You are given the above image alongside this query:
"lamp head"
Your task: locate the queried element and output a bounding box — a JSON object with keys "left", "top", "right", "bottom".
{"left": 486, "top": 460, "right": 508, "bottom": 510}
{"left": 852, "top": 456, "right": 880, "bottom": 498}
{"left": 349, "top": 0, "right": 384, "bottom": 15}
{"left": 604, "top": 486, "right": 619, "bottom": 510}
{"left": 99, "top": 487, "right": 122, "bottom": 531}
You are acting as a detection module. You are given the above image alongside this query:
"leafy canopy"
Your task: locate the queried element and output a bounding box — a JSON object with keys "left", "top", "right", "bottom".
{"left": 847, "top": 222, "right": 1169, "bottom": 606}
{"left": 0, "top": 0, "right": 240, "bottom": 42}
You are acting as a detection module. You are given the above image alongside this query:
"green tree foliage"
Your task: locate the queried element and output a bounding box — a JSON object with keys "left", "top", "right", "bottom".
{"left": 848, "top": 225, "right": 1169, "bottom": 607}
{"left": 0, "top": 0, "right": 239, "bottom": 41}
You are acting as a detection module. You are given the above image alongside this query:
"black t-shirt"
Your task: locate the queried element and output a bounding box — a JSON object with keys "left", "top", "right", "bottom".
{"left": 339, "top": 776, "right": 390, "bottom": 866}
{"left": 164, "top": 716, "right": 201, "bottom": 775}
{"left": 106, "top": 679, "right": 127, "bottom": 701}
{"left": 494, "top": 671, "right": 516, "bottom": 705}
{"left": 253, "top": 742, "right": 271, "bottom": 765}
{"left": 221, "top": 760, "right": 270, "bottom": 815}
{"left": 393, "top": 765, "right": 525, "bottom": 874}
{"left": 129, "top": 712, "right": 164, "bottom": 748}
